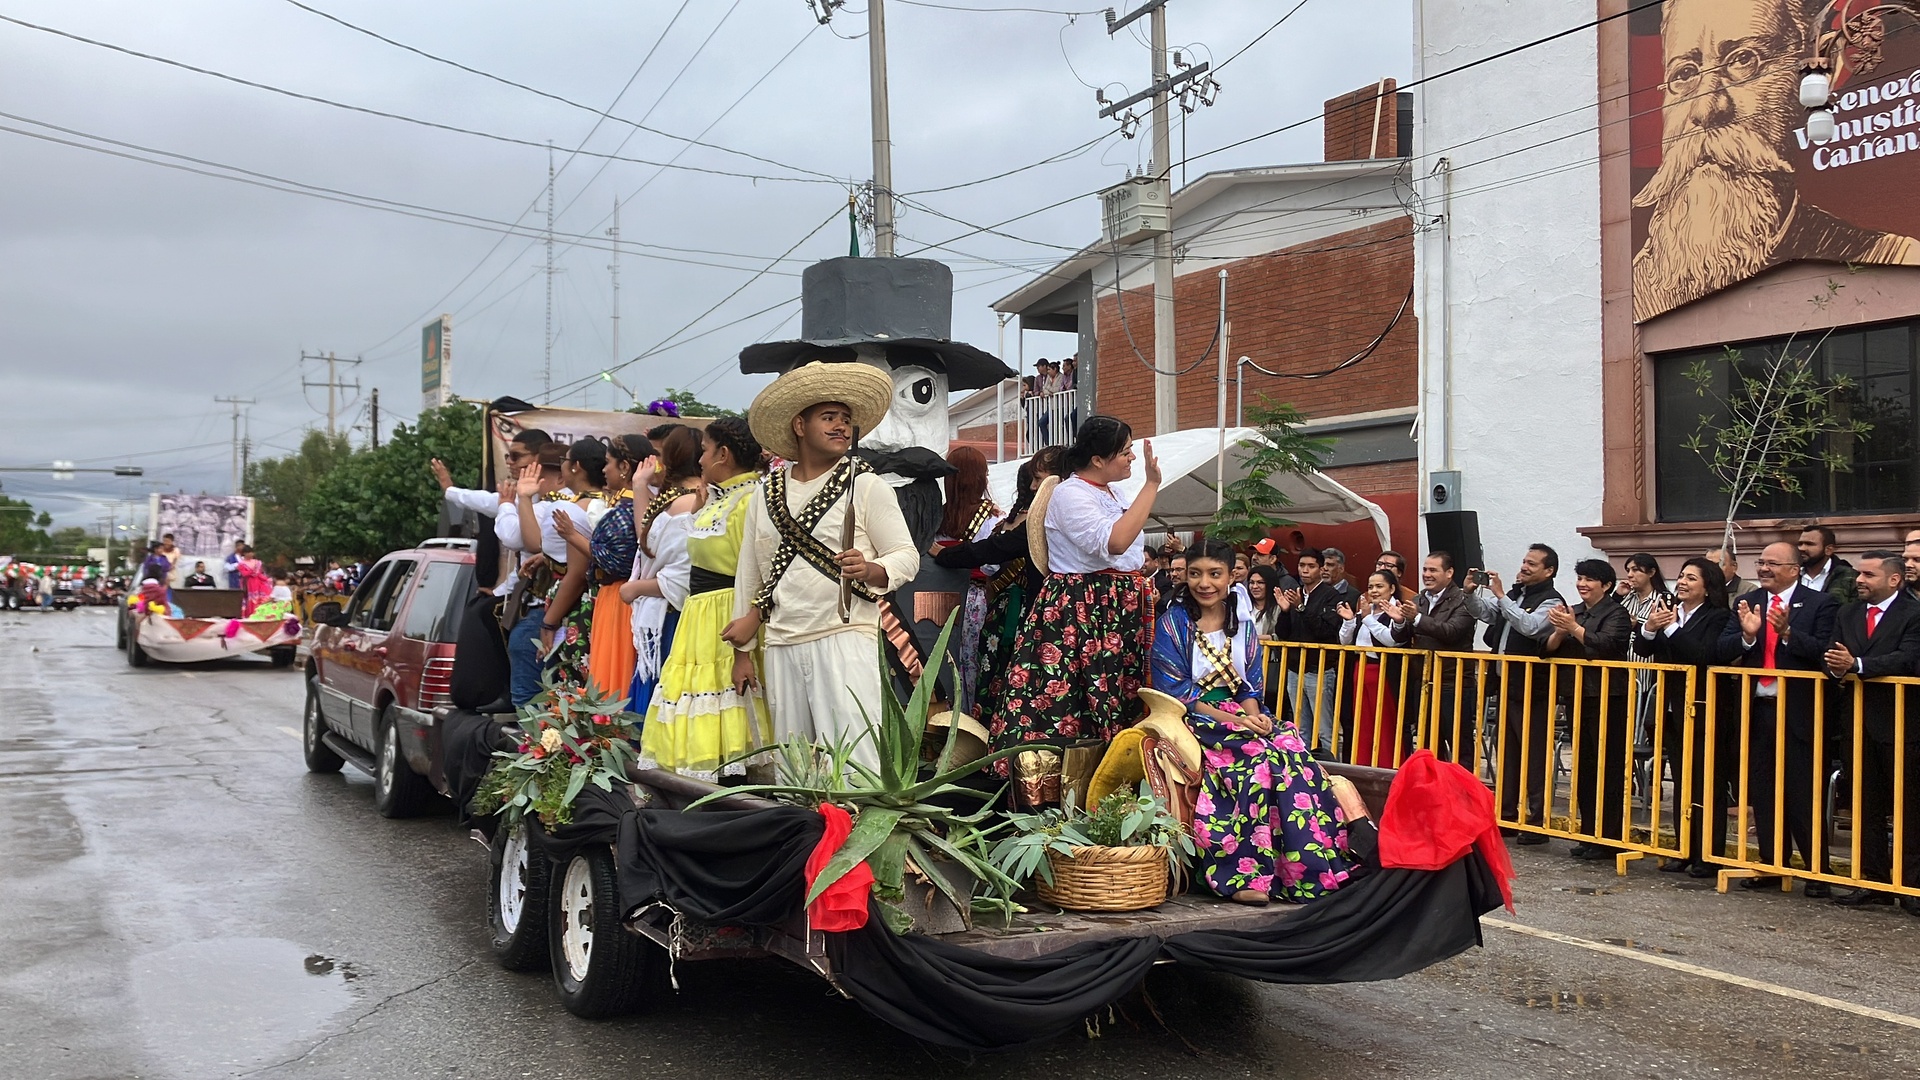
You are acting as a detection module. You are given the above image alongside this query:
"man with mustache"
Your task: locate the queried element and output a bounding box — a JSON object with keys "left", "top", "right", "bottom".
{"left": 1633, "top": 0, "right": 1920, "bottom": 322}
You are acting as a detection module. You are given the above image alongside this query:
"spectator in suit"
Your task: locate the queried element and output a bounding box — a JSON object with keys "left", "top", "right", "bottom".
{"left": 1390, "top": 551, "right": 1476, "bottom": 762}
{"left": 1464, "top": 544, "right": 1567, "bottom": 840}
{"left": 1707, "top": 546, "right": 1746, "bottom": 599}
{"left": 1276, "top": 547, "right": 1343, "bottom": 755}
{"left": 1799, "top": 524, "right": 1858, "bottom": 606}
{"left": 1823, "top": 551, "right": 1920, "bottom": 914}
{"left": 1640, "top": 557, "right": 1735, "bottom": 877}
{"left": 1716, "top": 540, "right": 1839, "bottom": 896}
{"left": 1548, "top": 559, "right": 1634, "bottom": 859}
{"left": 1903, "top": 531, "right": 1920, "bottom": 603}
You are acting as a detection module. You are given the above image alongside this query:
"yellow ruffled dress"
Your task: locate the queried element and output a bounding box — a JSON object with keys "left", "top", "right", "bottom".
{"left": 640, "top": 473, "right": 772, "bottom": 780}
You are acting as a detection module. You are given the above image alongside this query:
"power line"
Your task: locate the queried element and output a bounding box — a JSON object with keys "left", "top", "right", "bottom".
{"left": 0, "top": 14, "right": 840, "bottom": 187}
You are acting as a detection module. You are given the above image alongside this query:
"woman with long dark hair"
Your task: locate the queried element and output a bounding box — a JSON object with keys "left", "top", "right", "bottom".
{"left": 621, "top": 425, "right": 705, "bottom": 717}
{"left": 983, "top": 417, "right": 1160, "bottom": 780}
{"left": 935, "top": 446, "right": 1002, "bottom": 713}
{"left": 1150, "top": 540, "right": 1355, "bottom": 904}
{"left": 640, "top": 418, "right": 773, "bottom": 780}
{"left": 1338, "top": 568, "right": 1408, "bottom": 768}
{"left": 1639, "top": 556, "right": 1734, "bottom": 876}
{"left": 544, "top": 437, "right": 617, "bottom": 689}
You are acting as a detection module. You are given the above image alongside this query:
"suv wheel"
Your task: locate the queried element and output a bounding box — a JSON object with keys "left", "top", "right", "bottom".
{"left": 302, "top": 676, "right": 344, "bottom": 774}
{"left": 115, "top": 610, "right": 127, "bottom": 649}
{"left": 269, "top": 646, "right": 297, "bottom": 668}
{"left": 127, "top": 627, "right": 150, "bottom": 668}
{"left": 550, "top": 846, "right": 659, "bottom": 1018}
{"left": 488, "top": 821, "right": 551, "bottom": 971}
{"left": 372, "top": 706, "right": 433, "bottom": 818}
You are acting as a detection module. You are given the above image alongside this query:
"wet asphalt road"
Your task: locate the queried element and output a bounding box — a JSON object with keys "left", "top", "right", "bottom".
{"left": 4, "top": 608, "right": 1919, "bottom": 1079}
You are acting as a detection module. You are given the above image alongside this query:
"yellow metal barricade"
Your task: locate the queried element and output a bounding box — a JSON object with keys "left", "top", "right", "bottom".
{"left": 1703, "top": 668, "right": 1919, "bottom": 899}
{"left": 1261, "top": 640, "right": 1433, "bottom": 770}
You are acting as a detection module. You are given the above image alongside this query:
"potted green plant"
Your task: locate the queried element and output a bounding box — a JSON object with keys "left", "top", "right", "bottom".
{"left": 690, "top": 612, "right": 1027, "bottom": 934}
{"left": 989, "top": 782, "right": 1196, "bottom": 913}
{"left": 470, "top": 673, "right": 642, "bottom": 828}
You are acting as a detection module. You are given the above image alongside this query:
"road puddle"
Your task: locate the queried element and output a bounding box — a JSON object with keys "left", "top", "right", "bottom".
{"left": 1514, "top": 989, "right": 1611, "bottom": 1010}
{"left": 130, "top": 937, "right": 357, "bottom": 1076}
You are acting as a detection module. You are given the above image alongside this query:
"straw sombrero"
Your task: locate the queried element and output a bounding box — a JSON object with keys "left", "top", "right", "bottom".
{"left": 1025, "top": 475, "right": 1061, "bottom": 575}
{"left": 747, "top": 360, "right": 894, "bottom": 462}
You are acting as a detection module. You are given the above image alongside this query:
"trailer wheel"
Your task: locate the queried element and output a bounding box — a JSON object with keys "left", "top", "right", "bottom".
{"left": 550, "top": 846, "right": 659, "bottom": 1018}
{"left": 302, "top": 676, "right": 344, "bottom": 774}
{"left": 269, "top": 646, "right": 297, "bottom": 668}
{"left": 488, "top": 821, "right": 551, "bottom": 971}
{"left": 372, "top": 706, "right": 433, "bottom": 818}
{"left": 115, "top": 611, "right": 127, "bottom": 649}
{"left": 127, "top": 629, "right": 149, "bottom": 668}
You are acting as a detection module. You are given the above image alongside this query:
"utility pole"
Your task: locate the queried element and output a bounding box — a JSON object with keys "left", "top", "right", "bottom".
{"left": 369, "top": 388, "right": 381, "bottom": 450}
{"left": 608, "top": 197, "right": 621, "bottom": 410}
{"left": 544, "top": 143, "right": 556, "bottom": 398}
{"left": 868, "top": 0, "right": 895, "bottom": 256}
{"left": 214, "top": 396, "right": 254, "bottom": 494}
{"left": 302, "top": 351, "right": 362, "bottom": 435}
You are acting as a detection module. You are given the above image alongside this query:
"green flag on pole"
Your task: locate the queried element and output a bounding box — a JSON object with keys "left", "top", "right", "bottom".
{"left": 848, "top": 193, "right": 860, "bottom": 257}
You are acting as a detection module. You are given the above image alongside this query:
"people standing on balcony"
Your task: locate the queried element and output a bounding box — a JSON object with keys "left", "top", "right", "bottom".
{"left": 1715, "top": 540, "right": 1838, "bottom": 896}
{"left": 1799, "top": 524, "right": 1858, "bottom": 607}
{"left": 1547, "top": 559, "right": 1633, "bottom": 860}
{"left": 1640, "top": 557, "right": 1734, "bottom": 877}
{"left": 1277, "top": 547, "right": 1344, "bottom": 756}
{"left": 1339, "top": 569, "right": 1409, "bottom": 769}
{"left": 1059, "top": 356, "right": 1077, "bottom": 391}
{"left": 1463, "top": 544, "right": 1566, "bottom": 842}
{"left": 1822, "top": 551, "right": 1920, "bottom": 913}
{"left": 1391, "top": 551, "right": 1477, "bottom": 763}
{"left": 984, "top": 416, "right": 1160, "bottom": 789}
{"left": 935, "top": 447, "right": 1062, "bottom": 725}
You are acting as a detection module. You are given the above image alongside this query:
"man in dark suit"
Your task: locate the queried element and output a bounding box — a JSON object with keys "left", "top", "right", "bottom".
{"left": 1824, "top": 551, "right": 1920, "bottom": 913}
{"left": 1392, "top": 550, "right": 1476, "bottom": 763}
{"left": 1716, "top": 540, "right": 1839, "bottom": 896}
{"left": 1276, "top": 547, "right": 1345, "bottom": 755}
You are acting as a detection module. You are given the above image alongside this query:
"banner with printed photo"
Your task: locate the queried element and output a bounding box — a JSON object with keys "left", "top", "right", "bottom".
{"left": 149, "top": 494, "right": 254, "bottom": 581}
{"left": 1629, "top": 1, "right": 1920, "bottom": 322}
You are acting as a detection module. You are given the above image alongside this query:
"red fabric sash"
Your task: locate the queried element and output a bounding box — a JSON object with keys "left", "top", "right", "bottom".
{"left": 803, "top": 804, "right": 874, "bottom": 932}
{"left": 1377, "top": 749, "right": 1515, "bottom": 911}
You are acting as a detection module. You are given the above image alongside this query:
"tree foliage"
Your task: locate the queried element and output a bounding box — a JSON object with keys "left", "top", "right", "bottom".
{"left": 1210, "top": 398, "right": 1334, "bottom": 544}
{"left": 630, "top": 387, "right": 742, "bottom": 420}
{"left": 245, "top": 429, "right": 353, "bottom": 566}
{"left": 0, "top": 496, "right": 53, "bottom": 554}
{"left": 301, "top": 402, "right": 485, "bottom": 560}
{"left": 1681, "top": 340, "right": 1870, "bottom": 558}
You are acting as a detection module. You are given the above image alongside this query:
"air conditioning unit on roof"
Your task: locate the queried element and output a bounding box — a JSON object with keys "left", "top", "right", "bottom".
{"left": 1100, "top": 176, "right": 1171, "bottom": 246}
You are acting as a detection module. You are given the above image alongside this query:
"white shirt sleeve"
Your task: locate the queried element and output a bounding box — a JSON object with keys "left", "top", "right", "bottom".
{"left": 444, "top": 486, "right": 502, "bottom": 517}
{"left": 858, "top": 473, "right": 921, "bottom": 591}
{"left": 494, "top": 504, "right": 525, "bottom": 553}
{"left": 651, "top": 513, "right": 694, "bottom": 610}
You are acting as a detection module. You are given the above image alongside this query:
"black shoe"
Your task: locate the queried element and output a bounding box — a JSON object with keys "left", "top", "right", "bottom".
{"left": 1515, "top": 832, "right": 1551, "bottom": 846}
{"left": 1832, "top": 887, "right": 1894, "bottom": 907}
{"left": 1568, "top": 843, "right": 1596, "bottom": 859}
{"left": 1499, "top": 827, "right": 1518, "bottom": 838}
{"left": 1901, "top": 895, "right": 1920, "bottom": 917}
{"left": 1658, "top": 857, "right": 1689, "bottom": 873}
{"left": 1687, "top": 862, "right": 1718, "bottom": 879}
{"left": 1738, "top": 875, "right": 1782, "bottom": 891}
{"left": 1577, "top": 844, "right": 1622, "bottom": 861}
{"left": 1802, "top": 881, "right": 1832, "bottom": 899}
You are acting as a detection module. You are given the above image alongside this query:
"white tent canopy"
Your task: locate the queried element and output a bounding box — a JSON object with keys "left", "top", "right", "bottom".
{"left": 986, "top": 426, "right": 1391, "bottom": 550}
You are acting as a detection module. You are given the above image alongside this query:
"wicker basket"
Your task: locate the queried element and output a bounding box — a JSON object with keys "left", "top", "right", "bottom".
{"left": 1035, "top": 843, "right": 1170, "bottom": 912}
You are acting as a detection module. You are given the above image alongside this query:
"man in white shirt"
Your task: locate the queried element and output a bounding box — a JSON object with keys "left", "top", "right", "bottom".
{"left": 497, "top": 443, "right": 588, "bottom": 706}
{"left": 725, "top": 362, "right": 919, "bottom": 772}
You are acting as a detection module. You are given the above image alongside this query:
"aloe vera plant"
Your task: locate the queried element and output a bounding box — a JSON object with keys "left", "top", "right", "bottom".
{"left": 689, "top": 610, "right": 1028, "bottom": 933}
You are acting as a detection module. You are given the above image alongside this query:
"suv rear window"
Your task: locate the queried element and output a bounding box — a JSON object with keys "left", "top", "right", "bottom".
{"left": 345, "top": 563, "right": 392, "bottom": 628}
{"left": 400, "top": 559, "right": 473, "bottom": 643}
{"left": 366, "top": 560, "right": 417, "bottom": 632}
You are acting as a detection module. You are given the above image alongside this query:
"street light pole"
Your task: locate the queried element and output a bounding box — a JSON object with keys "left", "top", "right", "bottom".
{"left": 868, "top": 0, "right": 895, "bottom": 256}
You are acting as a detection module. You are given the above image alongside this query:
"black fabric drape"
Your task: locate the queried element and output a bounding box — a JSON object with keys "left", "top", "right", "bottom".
{"left": 525, "top": 782, "right": 634, "bottom": 866}
{"left": 440, "top": 708, "right": 515, "bottom": 830}
{"left": 1159, "top": 852, "right": 1500, "bottom": 984}
{"left": 449, "top": 590, "right": 510, "bottom": 711}
{"left": 825, "top": 910, "right": 1163, "bottom": 1051}
{"left": 615, "top": 805, "right": 823, "bottom": 926}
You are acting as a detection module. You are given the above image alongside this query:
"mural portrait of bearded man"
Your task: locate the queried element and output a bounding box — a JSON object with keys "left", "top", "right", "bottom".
{"left": 1632, "top": 0, "right": 1920, "bottom": 322}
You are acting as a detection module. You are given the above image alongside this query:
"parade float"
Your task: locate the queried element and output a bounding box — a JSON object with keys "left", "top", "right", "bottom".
{"left": 125, "top": 585, "right": 300, "bottom": 668}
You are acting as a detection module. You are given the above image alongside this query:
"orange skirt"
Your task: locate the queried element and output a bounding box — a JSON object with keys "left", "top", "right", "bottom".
{"left": 586, "top": 583, "right": 636, "bottom": 700}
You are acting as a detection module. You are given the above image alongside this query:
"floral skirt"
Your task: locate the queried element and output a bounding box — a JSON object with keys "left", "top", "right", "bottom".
{"left": 586, "top": 583, "right": 636, "bottom": 701}
{"left": 640, "top": 587, "right": 771, "bottom": 781}
{"left": 549, "top": 582, "right": 595, "bottom": 689}
{"left": 983, "top": 571, "right": 1153, "bottom": 777}
{"left": 1192, "top": 716, "right": 1355, "bottom": 902}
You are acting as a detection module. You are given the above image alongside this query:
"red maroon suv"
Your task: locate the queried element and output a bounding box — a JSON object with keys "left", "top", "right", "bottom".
{"left": 301, "top": 539, "right": 475, "bottom": 816}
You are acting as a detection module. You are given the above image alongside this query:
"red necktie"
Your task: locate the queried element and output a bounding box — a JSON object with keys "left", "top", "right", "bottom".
{"left": 1867, "top": 605, "right": 1881, "bottom": 639}
{"left": 1759, "top": 594, "right": 1783, "bottom": 688}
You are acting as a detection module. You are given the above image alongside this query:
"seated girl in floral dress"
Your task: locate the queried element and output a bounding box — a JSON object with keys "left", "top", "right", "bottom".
{"left": 1149, "top": 539, "right": 1355, "bottom": 905}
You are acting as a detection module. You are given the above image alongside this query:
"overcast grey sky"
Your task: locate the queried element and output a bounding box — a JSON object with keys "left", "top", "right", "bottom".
{"left": 0, "top": 0, "right": 1409, "bottom": 531}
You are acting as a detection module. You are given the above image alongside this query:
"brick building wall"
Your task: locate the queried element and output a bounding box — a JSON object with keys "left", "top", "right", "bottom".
{"left": 1091, "top": 215, "right": 1417, "bottom": 434}
{"left": 1324, "top": 79, "right": 1400, "bottom": 161}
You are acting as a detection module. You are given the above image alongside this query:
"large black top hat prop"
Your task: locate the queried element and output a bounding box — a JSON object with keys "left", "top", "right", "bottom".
{"left": 738, "top": 257, "right": 1014, "bottom": 390}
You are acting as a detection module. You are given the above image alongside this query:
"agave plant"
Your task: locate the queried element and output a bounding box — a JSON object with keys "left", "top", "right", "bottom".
{"left": 690, "top": 611, "right": 1029, "bottom": 932}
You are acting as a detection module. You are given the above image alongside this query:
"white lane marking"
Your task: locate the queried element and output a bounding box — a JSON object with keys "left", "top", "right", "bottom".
{"left": 177, "top": 671, "right": 198, "bottom": 678}
{"left": 276, "top": 726, "right": 302, "bottom": 741}
{"left": 1483, "top": 916, "right": 1920, "bottom": 1031}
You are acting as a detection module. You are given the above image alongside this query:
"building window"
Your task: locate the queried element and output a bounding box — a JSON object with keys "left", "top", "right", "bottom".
{"left": 1654, "top": 321, "right": 1917, "bottom": 522}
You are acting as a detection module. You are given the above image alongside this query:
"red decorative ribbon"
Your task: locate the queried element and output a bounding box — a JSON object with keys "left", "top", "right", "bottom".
{"left": 1377, "top": 749, "right": 1516, "bottom": 912}
{"left": 803, "top": 804, "right": 873, "bottom": 932}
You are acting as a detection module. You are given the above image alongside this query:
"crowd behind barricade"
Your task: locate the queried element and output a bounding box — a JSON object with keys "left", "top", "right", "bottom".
{"left": 426, "top": 384, "right": 1917, "bottom": 915}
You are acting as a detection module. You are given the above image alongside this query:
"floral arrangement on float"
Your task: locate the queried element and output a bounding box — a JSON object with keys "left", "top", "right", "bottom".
{"left": 989, "top": 782, "right": 1196, "bottom": 913}
{"left": 470, "top": 674, "right": 642, "bottom": 828}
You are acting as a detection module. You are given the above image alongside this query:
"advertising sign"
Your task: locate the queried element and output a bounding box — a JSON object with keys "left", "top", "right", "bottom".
{"left": 422, "top": 314, "right": 452, "bottom": 411}
{"left": 1629, "top": 1, "right": 1920, "bottom": 322}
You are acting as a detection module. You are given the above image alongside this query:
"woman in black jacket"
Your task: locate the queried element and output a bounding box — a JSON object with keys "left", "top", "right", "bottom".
{"left": 1548, "top": 558, "right": 1634, "bottom": 859}
{"left": 1639, "top": 557, "right": 1734, "bottom": 876}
